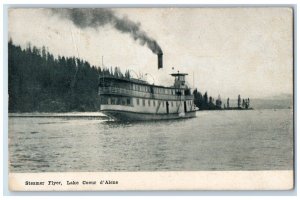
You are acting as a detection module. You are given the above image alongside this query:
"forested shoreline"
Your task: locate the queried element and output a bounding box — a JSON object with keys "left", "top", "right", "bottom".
{"left": 8, "top": 40, "right": 225, "bottom": 112}
{"left": 9, "top": 40, "right": 104, "bottom": 112}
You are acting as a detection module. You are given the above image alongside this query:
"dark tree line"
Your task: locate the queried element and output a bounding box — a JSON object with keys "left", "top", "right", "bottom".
{"left": 193, "top": 89, "right": 222, "bottom": 110}
{"left": 8, "top": 40, "right": 250, "bottom": 113}
{"left": 193, "top": 88, "right": 251, "bottom": 110}
{"left": 8, "top": 40, "right": 129, "bottom": 112}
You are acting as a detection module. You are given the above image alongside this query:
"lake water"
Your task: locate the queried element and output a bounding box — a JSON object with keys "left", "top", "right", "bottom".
{"left": 9, "top": 109, "right": 293, "bottom": 172}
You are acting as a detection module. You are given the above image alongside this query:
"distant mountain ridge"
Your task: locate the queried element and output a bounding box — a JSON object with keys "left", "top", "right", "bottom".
{"left": 250, "top": 94, "right": 293, "bottom": 110}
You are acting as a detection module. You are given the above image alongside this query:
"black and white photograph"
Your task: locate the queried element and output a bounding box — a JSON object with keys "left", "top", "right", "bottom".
{"left": 7, "top": 6, "right": 294, "bottom": 191}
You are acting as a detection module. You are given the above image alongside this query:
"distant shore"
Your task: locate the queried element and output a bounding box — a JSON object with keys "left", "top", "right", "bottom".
{"left": 8, "top": 112, "right": 107, "bottom": 118}
{"left": 222, "top": 107, "right": 254, "bottom": 110}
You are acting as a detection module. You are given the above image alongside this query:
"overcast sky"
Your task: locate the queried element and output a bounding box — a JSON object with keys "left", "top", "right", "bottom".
{"left": 8, "top": 8, "right": 293, "bottom": 99}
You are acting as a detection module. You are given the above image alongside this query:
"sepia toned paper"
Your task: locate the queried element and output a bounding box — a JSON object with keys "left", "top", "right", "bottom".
{"left": 7, "top": 7, "right": 294, "bottom": 191}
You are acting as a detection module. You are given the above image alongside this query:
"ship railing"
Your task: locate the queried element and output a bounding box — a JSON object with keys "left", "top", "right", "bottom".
{"left": 99, "top": 87, "right": 194, "bottom": 101}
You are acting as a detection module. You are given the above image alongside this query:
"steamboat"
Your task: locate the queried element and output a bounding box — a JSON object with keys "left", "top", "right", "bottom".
{"left": 98, "top": 54, "right": 196, "bottom": 121}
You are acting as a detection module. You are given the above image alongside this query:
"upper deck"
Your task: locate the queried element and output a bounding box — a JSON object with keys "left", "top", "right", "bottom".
{"left": 98, "top": 74, "right": 193, "bottom": 101}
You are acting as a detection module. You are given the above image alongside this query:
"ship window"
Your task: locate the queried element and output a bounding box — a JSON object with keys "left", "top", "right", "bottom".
{"left": 127, "top": 98, "right": 131, "bottom": 105}
{"left": 171, "top": 101, "right": 173, "bottom": 107}
{"left": 136, "top": 98, "right": 140, "bottom": 105}
{"left": 148, "top": 100, "right": 150, "bottom": 106}
{"left": 111, "top": 98, "right": 115, "bottom": 105}
{"left": 143, "top": 99, "right": 145, "bottom": 106}
{"left": 121, "top": 98, "right": 126, "bottom": 105}
{"left": 162, "top": 101, "right": 164, "bottom": 107}
{"left": 153, "top": 100, "right": 156, "bottom": 106}
{"left": 117, "top": 98, "right": 122, "bottom": 105}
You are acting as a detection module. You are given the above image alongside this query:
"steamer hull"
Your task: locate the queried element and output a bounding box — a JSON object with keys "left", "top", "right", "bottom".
{"left": 102, "top": 110, "right": 196, "bottom": 121}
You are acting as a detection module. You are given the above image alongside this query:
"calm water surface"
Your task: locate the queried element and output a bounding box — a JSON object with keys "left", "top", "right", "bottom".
{"left": 9, "top": 109, "right": 293, "bottom": 172}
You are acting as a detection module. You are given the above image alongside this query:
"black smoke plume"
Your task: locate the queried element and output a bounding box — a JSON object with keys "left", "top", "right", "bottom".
{"left": 52, "top": 8, "right": 163, "bottom": 55}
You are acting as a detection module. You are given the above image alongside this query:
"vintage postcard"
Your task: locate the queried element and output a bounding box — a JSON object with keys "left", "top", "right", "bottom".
{"left": 7, "top": 7, "right": 294, "bottom": 191}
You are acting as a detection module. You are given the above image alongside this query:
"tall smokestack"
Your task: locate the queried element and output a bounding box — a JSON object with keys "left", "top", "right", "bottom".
{"left": 158, "top": 53, "right": 163, "bottom": 69}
